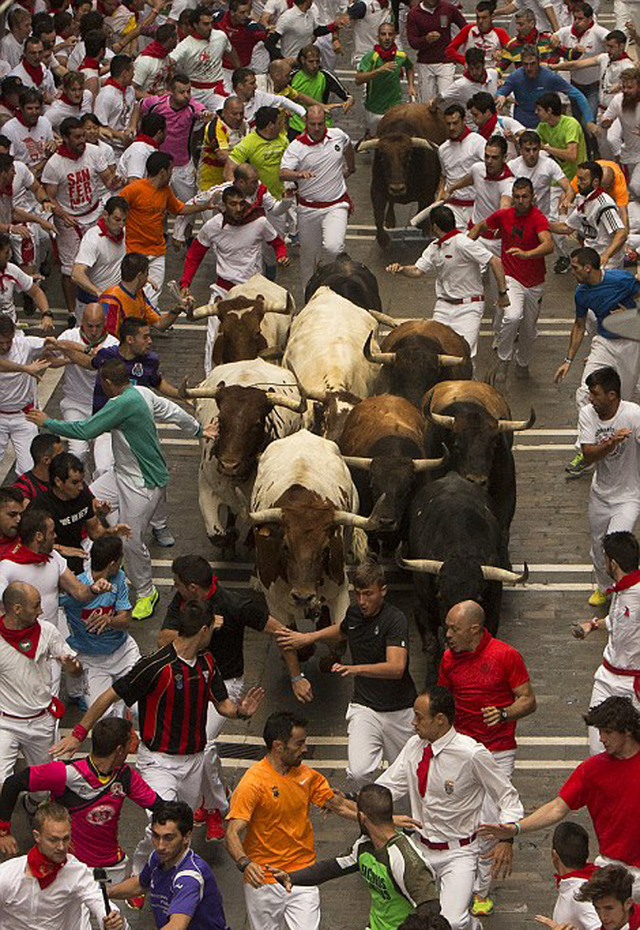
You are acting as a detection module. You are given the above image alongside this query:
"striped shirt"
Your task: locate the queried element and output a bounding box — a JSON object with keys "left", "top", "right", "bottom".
{"left": 113, "top": 644, "right": 228, "bottom": 754}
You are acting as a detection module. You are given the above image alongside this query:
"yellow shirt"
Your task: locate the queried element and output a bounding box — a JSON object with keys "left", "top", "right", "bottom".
{"left": 229, "top": 130, "right": 289, "bottom": 198}
{"left": 198, "top": 117, "right": 231, "bottom": 191}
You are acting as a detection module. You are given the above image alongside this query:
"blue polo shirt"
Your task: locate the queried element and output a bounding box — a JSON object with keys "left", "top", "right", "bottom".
{"left": 61, "top": 569, "right": 131, "bottom": 655}
{"left": 574, "top": 270, "right": 640, "bottom": 339}
{"left": 90, "top": 345, "right": 162, "bottom": 412}
{"left": 140, "top": 849, "right": 229, "bottom": 930}
{"left": 499, "top": 65, "right": 592, "bottom": 128}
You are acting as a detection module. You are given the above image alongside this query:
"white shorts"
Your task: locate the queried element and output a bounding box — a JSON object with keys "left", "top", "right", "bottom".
{"left": 54, "top": 215, "right": 95, "bottom": 275}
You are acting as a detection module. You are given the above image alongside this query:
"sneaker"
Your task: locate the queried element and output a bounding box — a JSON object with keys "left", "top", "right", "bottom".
{"left": 152, "top": 525, "right": 175, "bottom": 547}
{"left": 565, "top": 451, "right": 594, "bottom": 479}
{"left": 554, "top": 256, "right": 571, "bottom": 274}
{"left": 472, "top": 895, "right": 494, "bottom": 916}
{"left": 588, "top": 588, "right": 609, "bottom": 607}
{"left": 194, "top": 804, "right": 207, "bottom": 826}
{"left": 205, "top": 809, "right": 226, "bottom": 842}
{"left": 127, "top": 895, "right": 146, "bottom": 910}
{"left": 132, "top": 587, "right": 159, "bottom": 621}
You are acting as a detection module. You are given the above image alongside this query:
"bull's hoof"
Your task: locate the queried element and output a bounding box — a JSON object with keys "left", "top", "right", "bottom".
{"left": 376, "top": 231, "right": 391, "bottom": 249}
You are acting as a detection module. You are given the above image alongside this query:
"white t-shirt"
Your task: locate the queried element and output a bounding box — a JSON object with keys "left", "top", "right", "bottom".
{"left": 442, "top": 70, "right": 500, "bottom": 112}
{"left": 0, "top": 33, "right": 23, "bottom": 69}
{"left": 43, "top": 91, "right": 93, "bottom": 131}
{"left": 93, "top": 85, "right": 137, "bottom": 146}
{"left": 0, "top": 618, "right": 75, "bottom": 715}
{"left": 117, "top": 139, "right": 156, "bottom": 180}
{"left": 169, "top": 32, "right": 231, "bottom": 85}
{"left": 556, "top": 23, "right": 609, "bottom": 86}
{"left": 8, "top": 61, "right": 56, "bottom": 97}
{"left": 508, "top": 151, "right": 565, "bottom": 216}
{"left": 2, "top": 115, "right": 53, "bottom": 171}
{"left": 263, "top": 0, "right": 288, "bottom": 20}
{"left": 415, "top": 230, "right": 492, "bottom": 301}
{"left": 275, "top": 5, "right": 321, "bottom": 57}
{"left": 74, "top": 224, "right": 126, "bottom": 294}
{"left": 67, "top": 40, "right": 115, "bottom": 72}
{"left": 578, "top": 399, "right": 640, "bottom": 502}
{"left": 602, "top": 579, "right": 640, "bottom": 671}
{"left": 566, "top": 190, "right": 625, "bottom": 257}
{"left": 11, "top": 159, "right": 36, "bottom": 212}
{"left": 438, "top": 132, "right": 486, "bottom": 202}
{"left": 0, "top": 262, "right": 33, "bottom": 321}
{"left": 598, "top": 53, "right": 634, "bottom": 111}
{"left": 0, "top": 549, "right": 68, "bottom": 628}
{"left": 352, "top": 0, "right": 393, "bottom": 59}
{"left": 469, "top": 162, "right": 513, "bottom": 225}
{"left": 57, "top": 327, "right": 119, "bottom": 409}
{"left": 41, "top": 144, "right": 109, "bottom": 220}
{"left": 242, "top": 88, "right": 306, "bottom": 125}
{"left": 133, "top": 54, "right": 173, "bottom": 95}
{"left": 603, "top": 94, "right": 640, "bottom": 165}
{"left": 280, "top": 127, "right": 350, "bottom": 202}
{"left": 197, "top": 212, "right": 278, "bottom": 283}
{"left": 0, "top": 330, "right": 44, "bottom": 411}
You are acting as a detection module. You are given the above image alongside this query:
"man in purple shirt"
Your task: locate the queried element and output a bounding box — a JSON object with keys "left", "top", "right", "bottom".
{"left": 110, "top": 802, "right": 230, "bottom": 930}
{"left": 407, "top": 0, "right": 467, "bottom": 102}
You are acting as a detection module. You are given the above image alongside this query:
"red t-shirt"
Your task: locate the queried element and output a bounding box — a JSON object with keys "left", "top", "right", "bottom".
{"left": 559, "top": 750, "right": 640, "bottom": 867}
{"left": 485, "top": 205, "right": 549, "bottom": 287}
{"left": 438, "top": 629, "right": 530, "bottom": 751}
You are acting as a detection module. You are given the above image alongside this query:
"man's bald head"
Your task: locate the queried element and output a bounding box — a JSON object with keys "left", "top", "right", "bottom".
{"left": 306, "top": 103, "right": 325, "bottom": 122}
{"left": 83, "top": 303, "right": 104, "bottom": 323}
{"left": 2, "top": 581, "right": 41, "bottom": 627}
{"left": 80, "top": 303, "right": 106, "bottom": 342}
{"left": 234, "top": 162, "right": 259, "bottom": 183}
{"left": 444, "top": 600, "right": 486, "bottom": 653}
{"left": 601, "top": 165, "right": 615, "bottom": 191}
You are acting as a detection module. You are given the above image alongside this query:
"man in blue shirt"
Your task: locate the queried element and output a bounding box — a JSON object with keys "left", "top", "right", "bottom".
{"left": 554, "top": 246, "right": 640, "bottom": 491}
{"left": 496, "top": 44, "right": 596, "bottom": 130}
{"left": 110, "top": 801, "right": 230, "bottom": 930}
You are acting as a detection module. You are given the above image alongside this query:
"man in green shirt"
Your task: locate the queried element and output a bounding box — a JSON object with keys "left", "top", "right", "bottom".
{"left": 356, "top": 23, "right": 416, "bottom": 136}
{"left": 268, "top": 784, "right": 438, "bottom": 930}
{"left": 28, "top": 359, "right": 212, "bottom": 621}
{"left": 224, "top": 106, "right": 289, "bottom": 198}
{"left": 535, "top": 91, "right": 586, "bottom": 180}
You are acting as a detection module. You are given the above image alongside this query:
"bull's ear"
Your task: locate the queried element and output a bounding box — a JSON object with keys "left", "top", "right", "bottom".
{"left": 327, "top": 528, "right": 345, "bottom": 586}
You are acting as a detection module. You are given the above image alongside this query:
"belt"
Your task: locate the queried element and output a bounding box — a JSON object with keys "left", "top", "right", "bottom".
{"left": 448, "top": 197, "right": 474, "bottom": 207}
{"left": 0, "top": 403, "right": 34, "bottom": 416}
{"left": 420, "top": 832, "right": 477, "bottom": 851}
{"left": 215, "top": 275, "right": 236, "bottom": 291}
{"left": 439, "top": 295, "right": 483, "bottom": 306}
{"left": 603, "top": 658, "right": 640, "bottom": 698}
{"left": 72, "top": 200, "right": 100, "bottom": 218}
{"left": 298, "top": 192, "right": 352, "bottom": 210}
{"left": 0, "top": 707, "right": 47, "bottom": 720}
{"left": 191, "top": 79, "right": 225, "bottom": 90}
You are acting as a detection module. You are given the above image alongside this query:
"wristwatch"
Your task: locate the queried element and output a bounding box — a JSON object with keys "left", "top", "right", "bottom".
{"left": 499, "top": 707, "right": 509, "bottom": 721}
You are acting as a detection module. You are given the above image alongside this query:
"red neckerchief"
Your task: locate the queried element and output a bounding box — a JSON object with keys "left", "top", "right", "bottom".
{"left": 374, "top": 42, "right": 397, "bottom": 62}
{"left": 98, "top": 217, "right": 124, "bottom": 243}
{"left": 21, "top": 58, "right": 44, "bottom": 86}
{"left": 0, "top": 96, "right": 19, "bottom": 116}
{"left": 486, "top": 164, "right": 513, "bottom": 181}
{"left": 450, "top": 627, "right": 492, "bottom": 661}
{"left": 0, "top": 535, "right": 16, "bottom": 556}
{"left": 297, "top": 129, "right": 328, "bottom": 145}
{"left": 610, "top": 53, "right": 631, "bottom": 64}
{"left": 27, "top": 846, "right": 66, "bottom": 890}
{"left": 141, "top": 39, "right": 169, "bottom": 59}
{"left": 554, "top": 864, "right": 597, "bottom": 888}
{"left": 80, "top": 326, "right": 108, "bottom": 347}
{"left": 0, "top": 615, "right": 41, "bottom": 660}
{"left": 521, "top": 27, "right": 538, "bottom": 44}
{"left": 57, "top": 143, "right": 82, "bottom": 161}
{"left": 250, "top": 182, "right": 268, "bottom": 207}
{"left": 571, "top": 19, "right": 593, "bottom": 37}
{"left": 104, "top": 77, "right": 128, "bottom": 96}
{"left": 16, "top": 111, "right": 35, "bottom": 128}
{"left": 222, "top": 206, "right": 265, "bottom": 225}
{"left": 436, "top": 229, "right": 459, "bottom": 247}
{"left": 606, "top": 569, "right": 640, "bottom": 595}
{"left": 4, "top": 542, "right": 51, "bottom": 564}
{"left": 134, "top": 133, "right": 158, "bottom": 147}
{"left": 59, "top": 93, "right": 79, "bottom": 107}
{"left": 577, "top": 186, "right": 605, "bottom": 212}
{"left": 79, "top": 56, "right": 101, "bottom": 70}
{"left": 451, "top": 126, "right": 472, "bottom": 143}
{"left": 479, "top": 112, "right": 498, "bottom": 139}
{"left": 462, "top": 67, "right": 487, "bottom": 84}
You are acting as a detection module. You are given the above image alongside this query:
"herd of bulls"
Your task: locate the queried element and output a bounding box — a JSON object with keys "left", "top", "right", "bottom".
{"left": 182, "top": 255, "right": 535, "bottom": 668}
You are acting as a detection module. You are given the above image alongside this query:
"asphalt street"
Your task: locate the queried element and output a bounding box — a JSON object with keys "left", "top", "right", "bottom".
{"left": 0, "top": 4, "right": 628, "bottom": 924}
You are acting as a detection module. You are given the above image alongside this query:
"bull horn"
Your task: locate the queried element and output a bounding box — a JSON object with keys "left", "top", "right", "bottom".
{"left": 396, "top": 543, "right": 443, "bottom": 575}
{"left": 248, "top": 507, "right": 284, "bottom": 525}
{"left": 410, "top": 136, "right": 436, "bottom": 150}
{"left": 367, "top": 308, "right": 399, "bottom": 328}
{"left": 304, "top": 387, "right": 327, "bottom": 402}
{"left": 426, "top": 410, "right": 456, "bottom": 430}
{"left": 357, "top": 138, "right": 379, "bottom": 152}
{"left": 190, "top": 302, "right": 221, "bottom": 320}
{"left": 267, "top": 391, "right": 307, "bottom": 413}
{"left": 497, "top": 408, "right": 536, "bottom": 433}
{"left": 332, "top": 493, "right": 387, "bottom": 529}
{"left": 480, "top": 563, "right": 529, "bottom": 584}
{"left": 178, "top": 378, "right": 221, "bottom": 400}
{"left": 412, "top": 451, "right": 447, "bottom": 472}
{"left": 438, "top": 354, "right": 467, "bottom": 367}
{"left": 343, "top": 456, "right": 372, "bottom": 471}
{"left": 364, "top": 332, "right": 396, "bottom": 365}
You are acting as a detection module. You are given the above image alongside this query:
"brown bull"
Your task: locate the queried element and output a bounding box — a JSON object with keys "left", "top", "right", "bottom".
{"left": 365, "top": 320, "right": 472, "bottom": 407}
{"left": 358, "top": 103, "right": 447, "bottom": 248}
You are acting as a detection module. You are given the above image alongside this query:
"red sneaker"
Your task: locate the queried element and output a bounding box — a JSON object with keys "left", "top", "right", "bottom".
{"left": 193, "top": 804, "right": 207, "bottom": 826}
{"left": 126, "top": 895, "right": 146, "bottom": 910}
{"left": 205, "top": 809, "right": 225, "bottom": 842}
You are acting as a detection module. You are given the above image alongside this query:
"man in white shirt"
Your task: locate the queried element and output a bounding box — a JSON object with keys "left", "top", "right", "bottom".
{"left": 548, "top": 823, "right": 600, "bottom": 930}
{"left": 508, "top": 129, "right": 571, "bottom": 217}
{"left": 117, "top": 112, "right": 167, "bottom": 182}
{"left": 446, "top": 135, "right": 514, "bottom": 250}
{"left": 9, "top": 36, "right": 56, "bottom": 104}
{"left": 133, "top": 22, "right": 178, "bottom": 97}
{"left": 2, "top": 87, "right": 54, "bottom": 177}
{"left": 94, "top": 55, "right": 139, "bottom": 156}
{"left": 0, "top": 801, "right": 125, "bottom": 930}
{"left": 436, "top": 104, "right": 486, "bottom": 228}
{"left": 272, "top": 0, "right": 342, "bottom": 59}
{"left": 0, "top": 317, "right": 47, "bottom": 475}
{"left": 0, "top": 231, "right": 51, "bottom": 327}
{"left": 170, "top": 6, "right": 238, "bottom": 107}
{"left": 231, "top": 67, "right": 306, "bottom": 125}
{"left": 465, "top": 92, "right": 525, "bottom": 158}
{"left": 439, "top": 47, "right": 500, "bottom": 115}
{"left": 43, "top": 71, "right": 93, "bottom": 132}
{"left": 365, "top": 686, "right": 523, "bottom": 930}
{"left": 598, "top": 69, "right": 640, "bottom": 199}
{"left": 386, "top": 204, "right": 508, "bottom": 358}
{"left": 572, "top": 530, "right": 640, "bottom": 754}
{"left": 72, "top": 197, "right": 128, "bottom": 324}
{"left": 280, "top": 105, "right": 354, "bottom": 284}
{"left": 0, "top": 8, "right": 31, "bottom": 71}
{"left": 554, "top": 2, "right": 609, "bottom": 122}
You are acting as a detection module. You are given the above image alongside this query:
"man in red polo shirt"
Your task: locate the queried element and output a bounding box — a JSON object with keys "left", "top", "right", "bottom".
{"left": 480, "top": 696, "right": 640, "bottom": 899}
{"left": 214, "top": 0, "right": 267, "bottom": 87}
{"left": 438, "top": 600, "right": 536, "bottom": 916}
{"left": 469, "top": 175, "right": 553, "bottom": 388}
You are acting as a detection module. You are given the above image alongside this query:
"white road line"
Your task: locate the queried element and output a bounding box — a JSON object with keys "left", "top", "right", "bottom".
{"left": 148, "top": 560, "right": 594, "bottom": 573}
{"left": 157, "top": 437, "right": 577, "bottom": 451}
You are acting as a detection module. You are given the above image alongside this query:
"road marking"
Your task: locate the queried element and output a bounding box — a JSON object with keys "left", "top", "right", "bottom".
{"left": 157, "top": 437, "right": 577, "bottom": 451}
{"left": 150, "top": 576, "right": 595, "bottom": 592}
{"left": 148, "top": 560, "right": 594, "bottom": 573}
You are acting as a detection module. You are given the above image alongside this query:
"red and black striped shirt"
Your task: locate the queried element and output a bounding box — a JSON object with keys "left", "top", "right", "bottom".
{"left": 12, "top": 470, "right": 49, "bottom": 503}
{"left": 113, "top": 645, "right": 228, "bottom": 755}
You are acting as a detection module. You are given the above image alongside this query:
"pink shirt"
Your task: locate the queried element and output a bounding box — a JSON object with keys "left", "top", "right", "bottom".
{"left": 141, "top": 94, "right": 206, "bottom": 167}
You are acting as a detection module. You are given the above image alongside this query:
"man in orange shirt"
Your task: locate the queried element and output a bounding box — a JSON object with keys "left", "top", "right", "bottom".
{"left": 100, "top": 253, "right": 186, "bottom": 338}
{"left": 119, "top": 151, "right": 215, "bottom": 296}
{"left": 225, "top": 711, "right": 352, "bottom": 930}
{"left": 561, "top": 159, "right": 630, "bottom": 232}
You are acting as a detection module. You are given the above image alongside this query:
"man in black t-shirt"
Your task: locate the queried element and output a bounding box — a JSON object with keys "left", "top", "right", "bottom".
{"left": 158, "top": 554, "right": 309, "bottom": 842}
{"left": 38, "top": 452, "right": 131, "bottom": 574}
{"left": 276, "top": 561, "right": 417, "bottom": 791}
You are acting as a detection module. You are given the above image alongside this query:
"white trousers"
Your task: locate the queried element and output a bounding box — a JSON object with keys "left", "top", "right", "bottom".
{"left": 432, "top": 298, "right": 483, "bottom": 358}
{"left": 0, "top": 412, "right": 38, "bottom": 475}
{"left": 60, "top": 398, "right": 113, "bottom": 475}
{"left": 614, "top": 0, "right": 640, "bottom": 29}
{"left": 475, "top": 748, "right": 517, "bottom": 896}
{"left": 628, "top": 162, "right": 640, "bottom": 201}
{"left": 416, "top": 62, "right": 455, "bottom": 102}
{"left": 595, "top": 855, "right": 640, "bottom": 900}
{"left": 588, "top": 665, "right": 640, "bottom": 754}
{"left": 496, "top": 276, "right": 544, "bottom": 367}
{"left": 133, "top": 744, "right": 205, "bottom": 873}
{"left": 589, "top": 492, "right": 640, "bottom": 592}
{"left": 0, "top": 712, "right": 56, "bottom": 785}
{"left": 204, "top": 283, "right": 225, "bottom": 375}
{"left": 419, "top": 839, "right": 481, "bottom": 930}
{"left": 297, "top": 203, "right": 349, "bottom": 286}
{"left": 244, "top": 883, "right": 321, "bottom": 930}
{"left": 202, "top": 675, "right": 244, "bottom": 811}
{"left": 144, "top": 255, "right": 166, "bottom": 301}
{"left": 171, "top": 161, "right": 197, "bottom": 202}
{"left": 78, "top": 636, "right": 141, "bottom": 719}
{"left": 345, "top": 702, "right": 414, "bottom": 790}
{"left": 576, "top": 334, "right": 640, "bottom": 411}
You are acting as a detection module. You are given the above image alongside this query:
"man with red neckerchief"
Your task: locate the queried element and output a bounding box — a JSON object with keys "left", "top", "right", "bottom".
{"left": 572, "top": 532, "right": 640, "bottom": 755}
{"left": 445, "top": 0, "right": 509, "bottom": 68}
{"left": 0, "top": 488, "right": 24, "bottom": 558}
{"left": 8, "top": 36, "right": 56, "bottom": 104}
{"left": 214, "top": 0, "right": 268, "bottom": 85}
{"left": 72, "top": 198, "right": 128, "bottom": 319}
{"left": 1, "top": 86, "right": 55, "bottom": 177}
{"left": 435, "top": 104, "right": 486, "bottom": 228}
{"left": 133, "top": 22, "right": 177, "bottom": 97}
{"left": 555, "top": 2, "right": 609, "bottom": 122}
{"left": 93, "top": 55, "right": 139, "bottom": 156}
{"left": 438, "top": 48, "right": 499, "bottom": 114}
{"left": 0, "top": 801, "right": 125, "bottom": 930}
{"left": 437, "top": 600, "right": 536, "bottom": 916}
{"left": 548, "top": 822, "right": 600, "bottom": 930}
{"left": 117, "top": 111, "right": 166, "bottom": 183}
